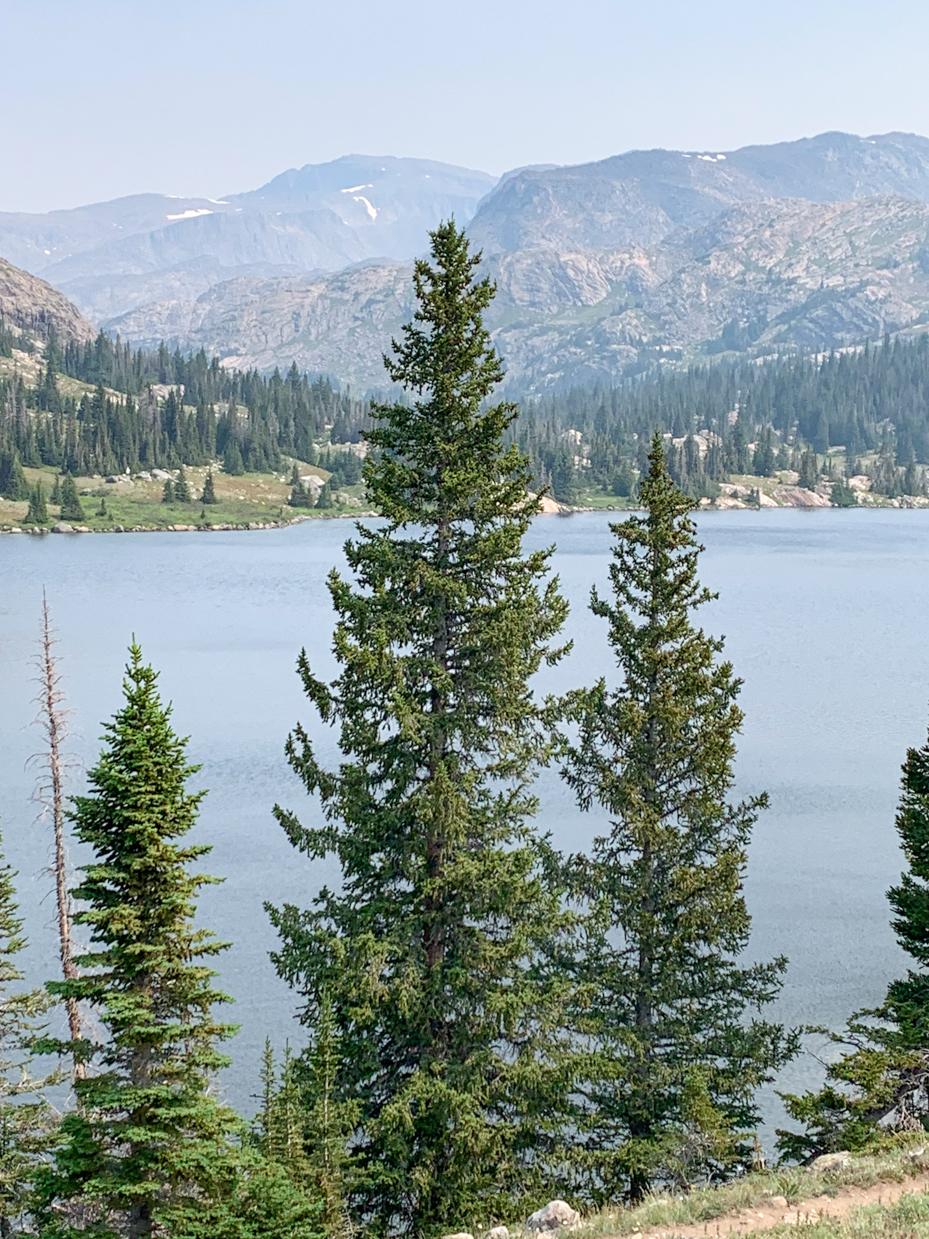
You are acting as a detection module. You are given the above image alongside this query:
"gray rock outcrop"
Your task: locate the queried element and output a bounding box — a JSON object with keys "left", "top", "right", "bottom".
{"left": 525, "top": 1200, "right": 580, "bottom": 1232}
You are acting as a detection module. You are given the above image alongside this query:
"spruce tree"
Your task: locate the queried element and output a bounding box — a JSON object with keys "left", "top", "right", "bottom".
{"left": 0, "top": 451, "right": 28, "bottom": 501}
{"left": 780, "top": 717, "right": 929, "bottom": 1158}
{"left": 223, "top": 441, "right": 244, "bottom": 476}
{"left": 36, "top": 645, "right": 240, "bottom": 1237}
{"left": 174, "top": 466, "right": 191, "bottom": 503}
{"left": 301, "top": 992, "right": 355, "bottom": 1236}
{"left": 798, "top": 448, "right": 818, "bottom": 490}
{"left": 0, "top": 828, "right": 58, "bottom": 1237}
{"left": 269, "top": 221, "right": 570, "bottom": 1236}
{"left": 50, "top": 475, "right": 61, "bottom": 506}
{"left": 288, "top": 476, "right": 309, "bottom": 508}
{"left": 59, "top": 474, "right": 85, "bottom": 522}
{"left": 162, "top": 479, "right": 175, "bottom": 504}
{"left": 314, "top": 479, "right": 332, "bottom": 509}
{"left": 23, "top": 483, "right": 48, "bottom": 525}
{"left": 201, "top": 472, "right": 217, "bottom": 505}
{"left": 562, "top": 436, "right": 795, "bottom": 1202}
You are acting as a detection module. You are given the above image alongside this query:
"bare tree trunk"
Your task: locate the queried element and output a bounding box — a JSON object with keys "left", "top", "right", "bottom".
{"left": 33, "top": 591, "right": 84, "bottom": 1077}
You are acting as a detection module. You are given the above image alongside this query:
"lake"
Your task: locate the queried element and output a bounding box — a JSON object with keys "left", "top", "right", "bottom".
{"left": 1, "top": 508, "right": 927, "bottom": 1145}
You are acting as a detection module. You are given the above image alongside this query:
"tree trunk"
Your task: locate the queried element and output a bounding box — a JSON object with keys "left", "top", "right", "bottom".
{"left": 35, "top": 593, "right": 84, "bottom": 1076}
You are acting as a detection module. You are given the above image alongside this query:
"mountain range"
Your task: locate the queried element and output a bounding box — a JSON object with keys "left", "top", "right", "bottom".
{"left": 6, "top": 132, "right": 929, "bottom": 391}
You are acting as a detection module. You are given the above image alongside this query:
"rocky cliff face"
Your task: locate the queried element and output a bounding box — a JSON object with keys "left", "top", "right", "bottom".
{"left": 104, "top": 194, "right": 929, "bottom": 391}
{"left": 0, "top": 257, "right": 96, "bottom": 344}
{"left": 15, "top": 132, "right": 929, "bottom": 390}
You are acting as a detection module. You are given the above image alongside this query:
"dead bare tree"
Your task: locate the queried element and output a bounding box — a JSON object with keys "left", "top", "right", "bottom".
{"left": 31, "top": 591, "right": 84, "bottom": 1076}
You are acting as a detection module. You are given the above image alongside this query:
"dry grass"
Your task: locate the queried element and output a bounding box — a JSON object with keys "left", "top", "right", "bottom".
{"left": 0, "top": 463, "right": 368, "bottom": 531}
{"left": 564, "top": 1144, "right": 929, "bottom": 1239}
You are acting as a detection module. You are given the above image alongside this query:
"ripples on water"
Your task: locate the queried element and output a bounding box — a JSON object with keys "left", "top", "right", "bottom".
{"left": 1, "top": 509, "right": 927, "bottom": 1139}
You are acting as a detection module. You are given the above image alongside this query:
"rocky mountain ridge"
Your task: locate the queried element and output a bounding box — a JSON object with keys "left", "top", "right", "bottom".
{"left": 8, "top": 132, "right": 929, "bottom": 391}
{"left": 103, "top": 193, "right": 929, "bottom": 391}
{"left": 0, "top": 156, "right": 496, "bottom": 323}
{"left": 0, "top": 258, "right": 96, "bottom": 345}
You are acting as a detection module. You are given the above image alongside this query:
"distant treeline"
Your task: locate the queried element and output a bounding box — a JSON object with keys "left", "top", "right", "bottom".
{"left": 516, "top": 334, "right": 929, "bottom": 501}
{"left": 6, "top": 323, "right": 929, "bottom": 501}
{"left": 0, "top": 329, "right": 370, "bottom": 479}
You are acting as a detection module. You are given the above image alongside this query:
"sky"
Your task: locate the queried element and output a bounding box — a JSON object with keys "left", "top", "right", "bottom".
{"left": 3, "top": 0, "right": 929, "bottom": 213}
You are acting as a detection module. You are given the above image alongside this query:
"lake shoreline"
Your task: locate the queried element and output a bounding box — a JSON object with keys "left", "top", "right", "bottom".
{"left": 4, "top": 502, "right": 927, "bottom": 534}
{"left": 0, "top": 510, "right": 381, "bottom": 535}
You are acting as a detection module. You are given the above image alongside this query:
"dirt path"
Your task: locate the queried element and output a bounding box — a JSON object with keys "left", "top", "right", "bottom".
{"left": 608, "top": 1171, "right": 929, "bottom": 1238}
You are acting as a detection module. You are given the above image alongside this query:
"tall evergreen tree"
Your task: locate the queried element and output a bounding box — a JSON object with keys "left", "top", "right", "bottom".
{"left": 201, "top": 472, "right": 217, "bottom": 505}
{"left": 59, "top": 474, "right": 85, "bottom": 522}
{"left": 269, "top": 221, "right": 571, "bottom": 1236}
{"left": 174, "top": 466, "right": 191, "bottom": 503}
{"left": 798, "top": 448, "right": 819, "bottom": 490}
{"left": 0, "top": 451, "right": 28, "bottom": 501}
{"left": 23, "top": 484, "right": 48, "bottom": 525}
{"left": 779, "top": 716, "right": 929, "bottom": 1158}
{"left": 562, "top": 436, "right": 795, "bottom": 1203}
{"left": 161, "top": 479, "right": 175, "bottom": 504}
{"left": 0, "top": 829, "right": 58, "bottom": 1237}
{"left": 35, "top": 645, "right": 239, "bottom": 1238}
{"left": 223, "top": 441, "right": 244, "bottom": 476}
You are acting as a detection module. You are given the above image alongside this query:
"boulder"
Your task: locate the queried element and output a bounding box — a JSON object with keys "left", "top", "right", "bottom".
{"left": 809, "top": 1151, "right": 851, "bottom": 1172}
{"left": 768, "top": 1195, "right": 789, "bottom": 1208}
{"left": 52, "top": 522, "right": 74, "bottom": 534}
{"left": 442, "top": 1233, "right": 474, "bottom": 1239}
{"left": 486, "top": 1228, "right": 509, "bottom": 1239}
{"left": 525, "top": 1201, "right": 580, "bottom": 1232}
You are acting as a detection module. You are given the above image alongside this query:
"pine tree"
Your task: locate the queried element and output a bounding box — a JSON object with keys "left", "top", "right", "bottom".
{"left": 314, "top": 479, "right": 332, "bottom": 509}
{"left": 562, "top": 436, "right": 795, "bottom": 1203}
{"left": 256, "top": 1043, "right": 311, "bottom": 1184}
{"left": 0, "top": 828, "right": 58, "bottom": 1237}
{"left": 288, "top": 475, "right": 310, "bottom": 508}
{"left": 551, "top": 445, "right": 579, "bottom": 504}
{"left": 779, "top": 716, "right": 929, "bottom": 1158}
{"left": 830, "top": 479, "right": 857, "bottom": 508}
{"left": 35, "top": 645, "right": 240, "bottom": 1238}
{"left": 162, "top": 479, "right": 175, "bottom": 504}
{"left": 174, "top": 466, "right": 191, "bottom": 503}
{"left": 223, "top": 441, "right": 244, "bottom": 476}
{"left": 269, "top": 221, "right": 571, "bottom": 1236}
{"left": 751, "top": 428, "right": 775, "bottom": 477}
{"left": 302, "top": 992, "right": 355, "bottom": 1236}
{"left": 798, "top": 448, "right": 819, "bottom": 490}
{"left": 59, "top": 474, "right": 85, "bottom": 522}
{"left": 50, "top": 474, "right": 61, "bottom": 505}
{"left": 0, "top": 451, "right": 28, "bottom": 501}
{"left": 23, "top": 484, "right": 48, "bottom": 525}
{"left": 201, "top": 472, "right": 217, "bottom": 505}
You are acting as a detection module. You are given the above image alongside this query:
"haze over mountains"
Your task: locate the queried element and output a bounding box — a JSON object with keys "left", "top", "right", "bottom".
{"left": 0, "top": 156, "right": 496, "bottom": 321}
{"left": 7, "top": 132, "right": 929, "bottom": 391}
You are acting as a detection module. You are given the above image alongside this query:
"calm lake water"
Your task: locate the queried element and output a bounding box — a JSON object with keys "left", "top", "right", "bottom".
{"left": 2, "top": 508, "right": 927, "bottom": 1144}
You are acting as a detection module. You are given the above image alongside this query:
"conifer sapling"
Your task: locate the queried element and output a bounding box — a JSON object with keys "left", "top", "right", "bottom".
{"left": 36, "top": 644, "right": 239, "bottom": 1238}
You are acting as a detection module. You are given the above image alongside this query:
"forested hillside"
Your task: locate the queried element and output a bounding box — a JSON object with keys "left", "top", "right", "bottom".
{"left": 0, "top": 329, "right": 368, "bottom": 483}
{"left": 5, "top": 323, "right": 929, "bottom": 508}
{"left": 518, "top": 334, "right": 929, "bottom": 503}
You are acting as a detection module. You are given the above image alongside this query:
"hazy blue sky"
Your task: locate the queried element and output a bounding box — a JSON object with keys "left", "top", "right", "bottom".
{"left": 4, "top": 0, "right": 929, "bottom": 212}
